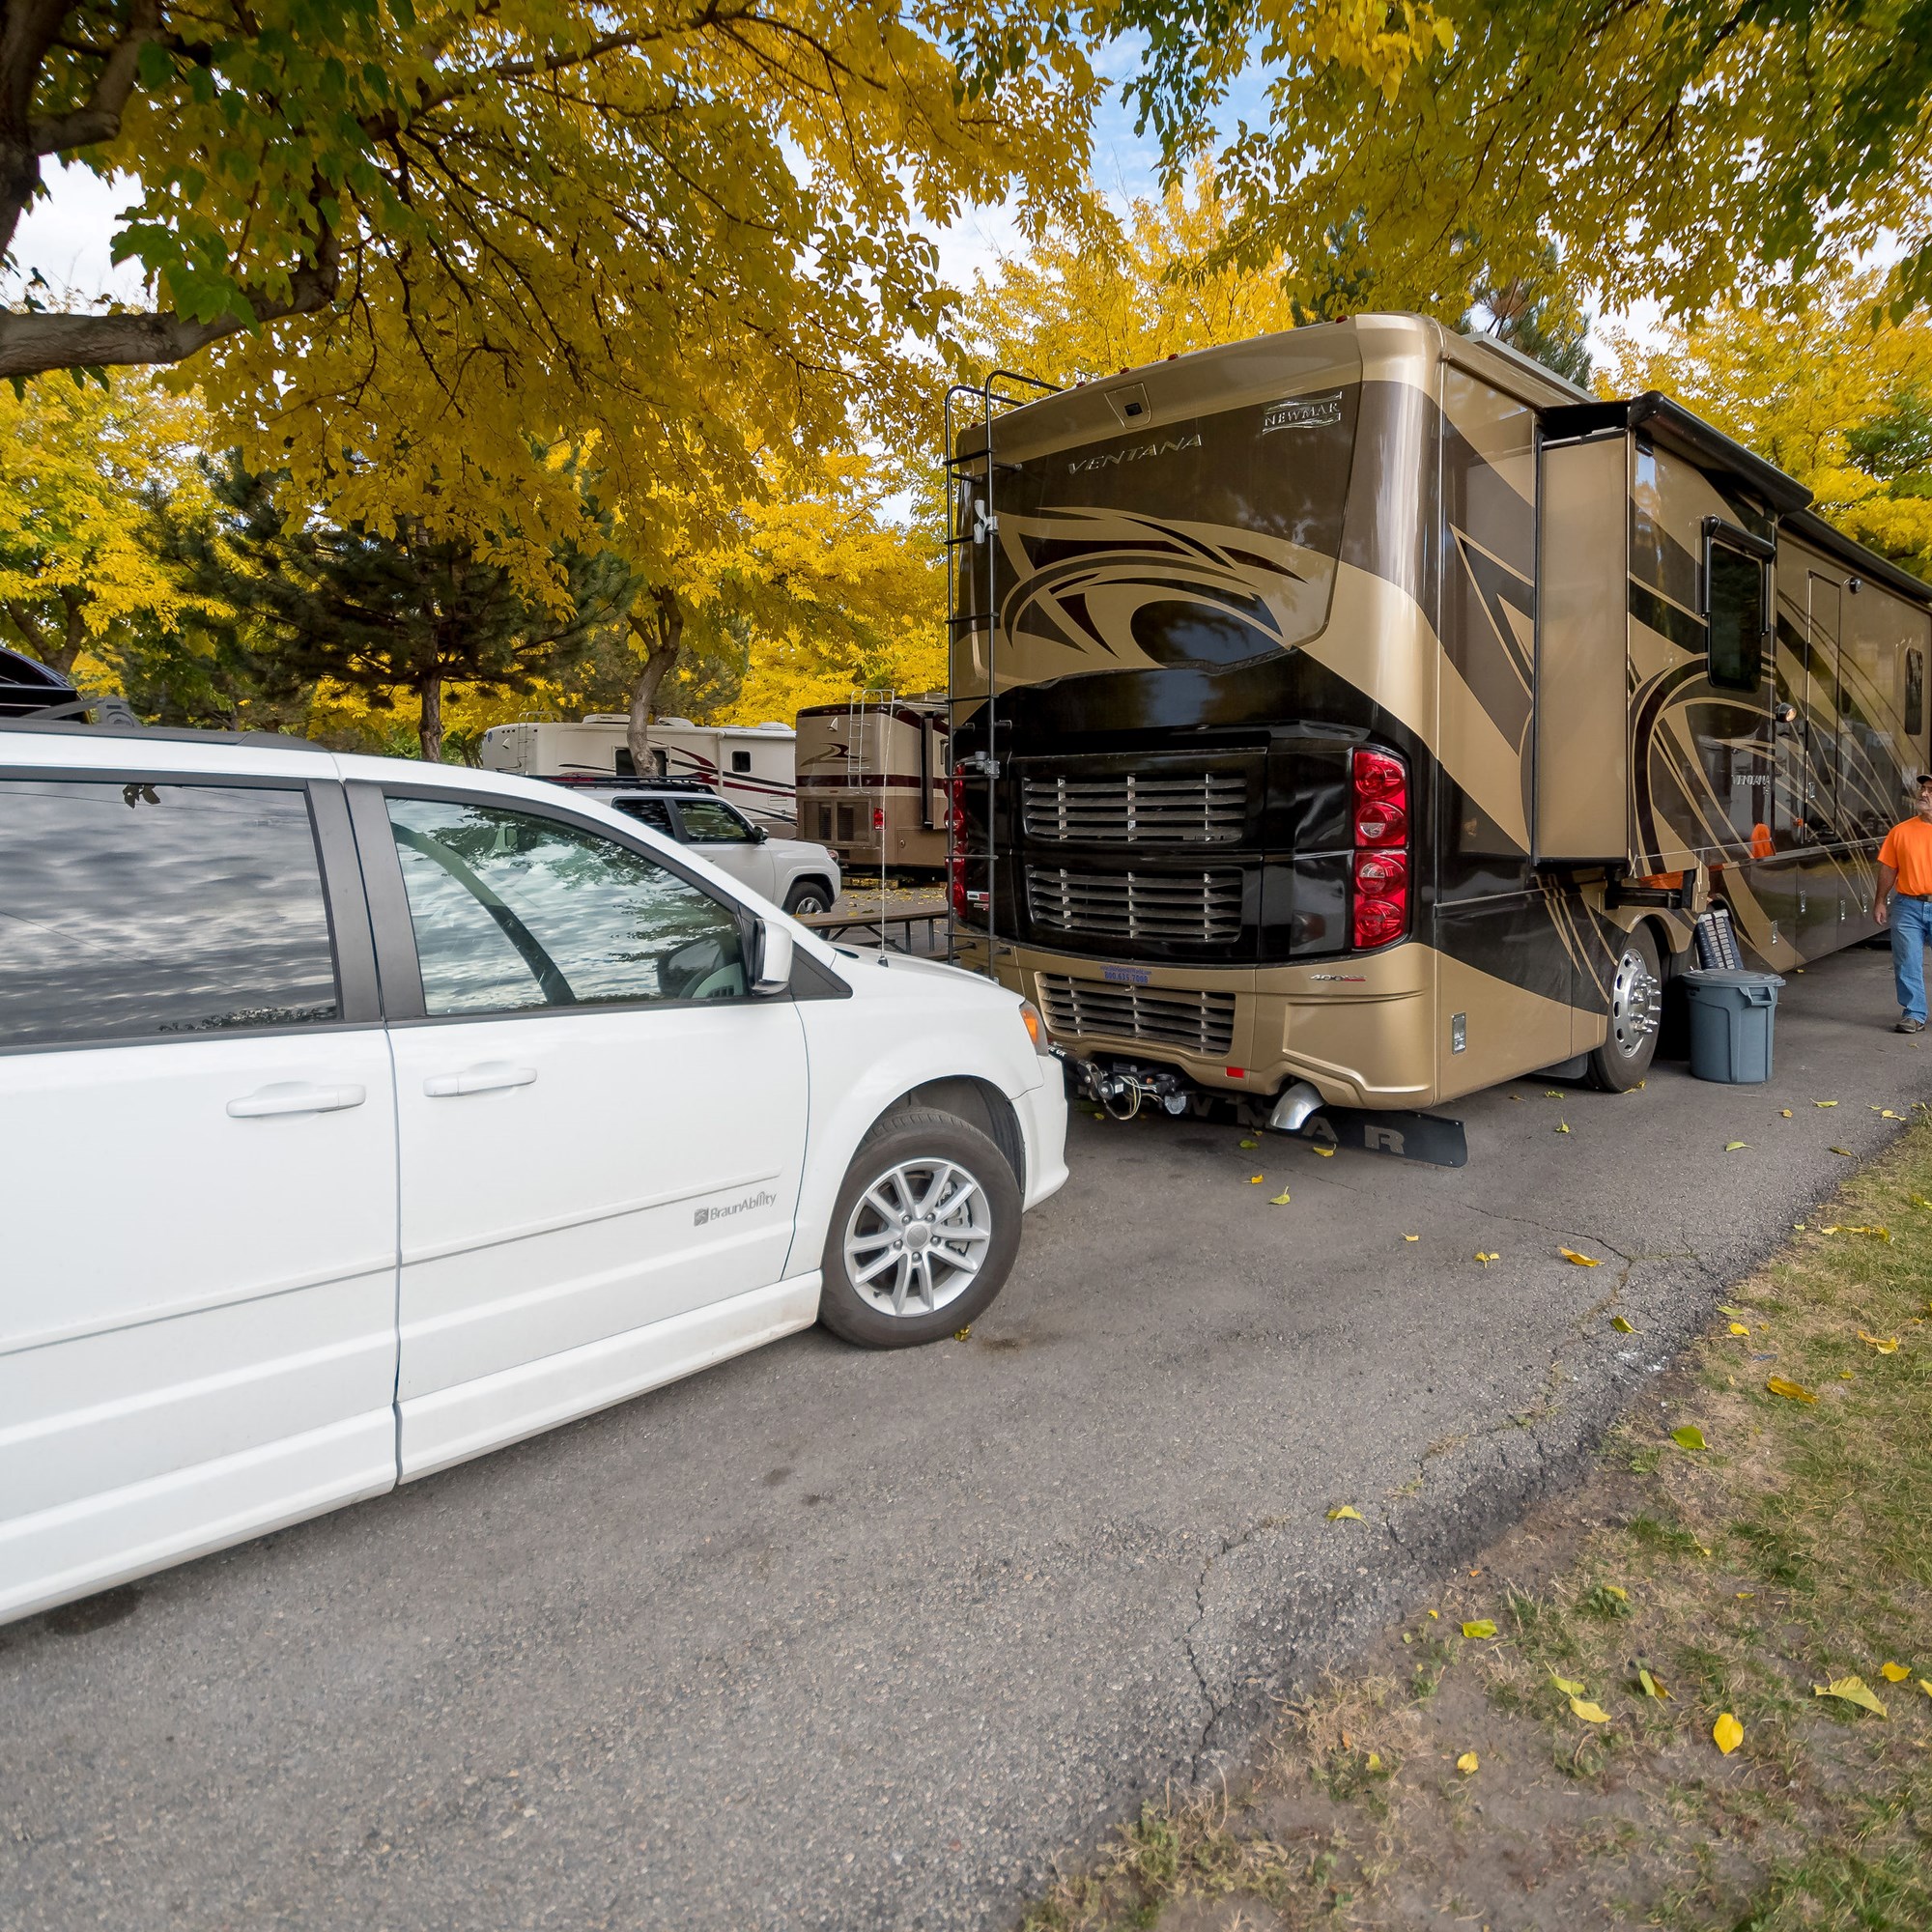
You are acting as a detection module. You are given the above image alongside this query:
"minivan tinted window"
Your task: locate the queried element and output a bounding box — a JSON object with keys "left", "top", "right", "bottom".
{"left": 0, "top": 781, "right": 339, "bottom": 1048}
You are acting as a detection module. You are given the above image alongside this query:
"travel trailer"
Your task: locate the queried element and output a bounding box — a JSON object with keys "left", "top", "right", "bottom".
{"left": 478, "top": 716, "right": 797, "bottom": 828}
{"left": 794, "top": 696, "right": 950, "bottom": 869}
{"left": 945, "top": 314, "right": 1932, "bottom": 1156}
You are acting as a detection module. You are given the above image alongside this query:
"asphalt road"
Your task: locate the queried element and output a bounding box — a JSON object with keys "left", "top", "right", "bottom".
{"left": 6, "top": 945, "right": 1928, "bottom": 1932}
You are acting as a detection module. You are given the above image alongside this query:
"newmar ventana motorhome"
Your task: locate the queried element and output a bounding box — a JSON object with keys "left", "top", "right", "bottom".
{"left": 945, "top": 314, "right": 1932, "bottom": 1160}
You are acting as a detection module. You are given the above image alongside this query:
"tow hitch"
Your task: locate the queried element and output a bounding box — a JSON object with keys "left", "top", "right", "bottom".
{"left": 1054, "top": 1051, "right": 1467, "bottom": 1166}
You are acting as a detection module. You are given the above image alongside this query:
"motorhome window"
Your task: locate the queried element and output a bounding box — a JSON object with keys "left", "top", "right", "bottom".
{"left": 1910, "top": 647, "right": 1925, "bottom": 737}
{"left": 1707, "top": 544, "right": 1765, "bottom": 693}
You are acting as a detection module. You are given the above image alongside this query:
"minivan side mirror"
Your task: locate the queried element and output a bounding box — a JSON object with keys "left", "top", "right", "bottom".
{"left": 751, "top": 917, "right": 794, "bottom": 996}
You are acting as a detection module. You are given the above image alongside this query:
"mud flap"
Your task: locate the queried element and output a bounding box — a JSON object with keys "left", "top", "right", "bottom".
{"left": 1289, "top": 1107, "right": 1468, "bottom": 1168}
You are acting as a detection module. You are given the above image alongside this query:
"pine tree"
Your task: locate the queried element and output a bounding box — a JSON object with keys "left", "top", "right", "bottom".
{"left": 173, "top": 461, "right": 633, "bottom": 760}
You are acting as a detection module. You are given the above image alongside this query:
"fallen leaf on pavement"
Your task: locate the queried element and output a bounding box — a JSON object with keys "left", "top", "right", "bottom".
{"left": 1815, "top": 1100, "right": 1839, "bottom": 1107}
{"left": 1456, "top": 1751, "right": 1479, "bottom": 1774}
{"left": 1238, "top": 1138, "right": 1258, "bottom": 1149}
{"left": 1725, "top": 1141, "right": 1750, "bottom": 1151}
{"left": 953, "top": 1326, "right": 972, "bottom": 1342}
{"left": 1570, "top": 1696, "right": 1611, "bottom": 1724}
{"left": 1780, "top": 1108, "right": 1794, "bottom": 1117}
{"left": 1767, "top": 1375, "right": 1817, "bottom": 1403}
{"left": 1729, "top": 1322, "right": 1750, "bottom": 1335}
{"left": 1326, "top": 1505, "right": 1363, "bottom": 1521}
{"left": 1831, "top": 1148, "right": 1855, "bottom": 1156}
{"left": 1714, "top": 1713, "right": 1744, "bottom": 1754}
{"left": 1882, "top": 1662, "right": 1911, "bottom": 1683}
{"left": 1476, "top": 1251, "right": 1499, "bottom": 1265}
{"left": 1611, "top": 1315, "right": 1636, "bottom": 1333}
{"left": 1559, "top": 1247, "right": 1600, "bottom": 1265}
{"left": 1556, "top": 1122, "right": 1571, "bottom": 1133}
{"left": 1249, "top": 1174, "right": 1264, "bottom": 1183}
{"left": 1544, "top": 1090, "right": 1562, "bottom": 1097}
{"left": 1671, "top": 1424, "right": 1707, "bottom": 1450}
{"left": 1719, "top": 1304, "right": 1747, "bottom": 1316}
{"left": 1269, "top": 1190, "right": 1293, "bottom": 1206}
{"left": 1859, "top": 1329, "right": 1901, "bottom": 1351}
{"left": 1462, "top": 1619, "right": 1497, "bottom": 1639}
{"left": 1313, "top": 1146, "right": 1335, "bottom": 1157}
{"left": 1815, "top": 1675, "right": 1888, "bottom": 1717}
{"left": 1404, "top": 1234, "right": 1419, "bottom": 1241}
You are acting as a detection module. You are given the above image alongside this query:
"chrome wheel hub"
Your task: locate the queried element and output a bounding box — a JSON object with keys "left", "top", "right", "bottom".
{"left": 1609, "top": 945, "right": 1662, "bottom": 1057}
{"left": 843, "top": 1157, "right": 991, "bottom": 1318}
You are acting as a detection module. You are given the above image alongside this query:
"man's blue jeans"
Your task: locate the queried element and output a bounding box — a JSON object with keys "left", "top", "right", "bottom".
{"left": 1892, "top": 893, "right": 1932, "bottom": 1022}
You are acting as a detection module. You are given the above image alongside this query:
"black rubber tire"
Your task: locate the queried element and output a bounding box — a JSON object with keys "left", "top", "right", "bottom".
{"left": 1587, "top": 922, "right": 1663, "bottom": 1092}
{"left": 783, "top": 878, "right": 835, "bottom": 917}
{"left": 817, "top": 1106, "right": 1022, "bottom": 1349}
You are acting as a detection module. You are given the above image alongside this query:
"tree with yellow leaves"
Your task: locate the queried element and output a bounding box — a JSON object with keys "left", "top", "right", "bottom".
{"left": 0, "top": 365, "right": 211, "bottom": 680}
{"left": 959, "top": 167, "right": 1590, "bottom": 388}
{"left": 1605, "top": 269, "right": 1932, "bottom": 579}
{"left": 1121, "top": 0, "right": 1932, "bottom": 325}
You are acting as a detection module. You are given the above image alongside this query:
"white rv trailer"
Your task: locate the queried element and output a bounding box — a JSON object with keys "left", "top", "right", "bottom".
{"left": 794, "top": 695, "right": 950, "bottom": 869}
{"left": 478, "top": 715, "right": 797, "bottom": 828}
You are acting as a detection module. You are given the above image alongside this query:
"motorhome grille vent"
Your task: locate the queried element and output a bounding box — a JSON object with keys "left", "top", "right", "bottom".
{"left": 1035, "top": 975, "right": 1236, "bottom": 1057}
{"left": 1026, "top": 866, "right": 1243, "bottom": 945}
{"left": 1021, "top": 773, "right": 1245, "bottom": 844}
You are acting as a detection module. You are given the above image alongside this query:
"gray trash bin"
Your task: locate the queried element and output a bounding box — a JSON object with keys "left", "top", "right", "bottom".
{"left": 1681, "top": 967, "right": 1785, "bottom": 1084}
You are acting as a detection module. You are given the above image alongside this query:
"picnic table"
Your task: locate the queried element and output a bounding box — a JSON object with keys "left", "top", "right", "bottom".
{"left": 797, "top": 897, "right": 949, "bottom": 956}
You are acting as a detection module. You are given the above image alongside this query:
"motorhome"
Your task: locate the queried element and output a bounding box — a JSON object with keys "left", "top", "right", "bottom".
{"left": 479, "top": 715, "right": 797, "bottom": 828}
{"left": 945, "top": 314, "right": 1932, "bottom": 1154}
{"left": 794, "top": 696, "right": 950, "bottom": 869}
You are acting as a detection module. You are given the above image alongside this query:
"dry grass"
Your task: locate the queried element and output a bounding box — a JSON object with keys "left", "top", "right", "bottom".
{"left": 1022, "top": 1126, "right": 1932, "bottom": 1931}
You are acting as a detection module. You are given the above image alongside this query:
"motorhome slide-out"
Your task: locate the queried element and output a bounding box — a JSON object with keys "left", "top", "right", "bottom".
{"left": 795, "top": 696, "right": 951, "bottom": 869}
{"left": 479, "top": 717, "right": 798, "bottom": 829}
{"left": 946, "top": 313, "right": 1932, "bottom": 1123}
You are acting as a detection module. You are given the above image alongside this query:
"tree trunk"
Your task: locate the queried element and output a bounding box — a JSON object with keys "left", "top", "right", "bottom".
{"left": 417, "top": 672, "right": 444, "bottom": 762}
{"left": 51, "top": 586, "right": 87, "bottom": 677}
{"left": 626, "top": 583, "right": 684, "bottom": 778}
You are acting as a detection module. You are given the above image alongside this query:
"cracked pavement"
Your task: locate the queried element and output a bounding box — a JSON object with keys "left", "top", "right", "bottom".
{"left": 5, "top": 945, "right": 1930, "bottom": 1932}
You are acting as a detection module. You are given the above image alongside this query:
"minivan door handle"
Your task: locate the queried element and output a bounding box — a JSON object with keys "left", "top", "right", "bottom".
{"left": 227, "top": 1082, "right": 368, "bottom": 1119}
{"left": 422, "top": 1063, "right": 539, "bottom": 1098}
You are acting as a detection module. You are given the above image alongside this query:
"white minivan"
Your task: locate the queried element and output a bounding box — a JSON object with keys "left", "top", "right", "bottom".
{"left": 0, "top": 723, "right": 1068, "bottom": 1627}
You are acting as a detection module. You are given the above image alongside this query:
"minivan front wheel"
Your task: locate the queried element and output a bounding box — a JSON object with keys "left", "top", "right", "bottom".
{"left": 818, "top": 1107, "right": 1021, "bottom": 1348}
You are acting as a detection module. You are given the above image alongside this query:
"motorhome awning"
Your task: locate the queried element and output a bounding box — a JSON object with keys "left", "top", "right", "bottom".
{"left": 1542, "top": 392, "right": 1813, "bottom": 517}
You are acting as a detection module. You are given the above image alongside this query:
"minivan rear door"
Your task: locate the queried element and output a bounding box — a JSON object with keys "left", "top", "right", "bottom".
{"left": 0, "top": 771, "right": 398, "bottom": 1624}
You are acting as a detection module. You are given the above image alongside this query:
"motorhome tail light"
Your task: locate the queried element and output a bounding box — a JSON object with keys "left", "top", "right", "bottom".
{"left": 1352, "top": 895, "right": 1406, "bottom": 948}
{"left": 1353, "top": 849, "right": 1407, "bottom": 896}
{"left": 947, "top": 770, "right": 968, "bottom": 916}
{"left": 1351, "top": 750, "right": 1406, "bottom": 799}
{"left": 1350, "top": 747, "right": 1410, "bottom": 950}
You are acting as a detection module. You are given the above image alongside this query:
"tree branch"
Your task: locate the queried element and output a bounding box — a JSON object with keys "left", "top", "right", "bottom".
{"left": 0, "top": 211, "right": 338, "bottom": 379}
{"left": 28, "top": 0, "right": 164, "bottom": 154}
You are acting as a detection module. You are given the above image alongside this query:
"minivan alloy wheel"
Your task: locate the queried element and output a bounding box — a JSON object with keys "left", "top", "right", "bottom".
{"left": 842, "top": 1157, "right": 992, "bottom": 1317}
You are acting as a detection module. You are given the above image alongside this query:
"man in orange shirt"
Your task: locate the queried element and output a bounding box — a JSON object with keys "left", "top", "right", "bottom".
{"left": 1873, "top": 776, "right": 1932, "bottom": 1032}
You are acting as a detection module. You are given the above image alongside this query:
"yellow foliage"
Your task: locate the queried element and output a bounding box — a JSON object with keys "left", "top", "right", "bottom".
{"left": 0, "top": 371, "right": 213, "bottom": 679}
{"left": 1604, "top": 268, "right": 1932, "bottom": 579}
